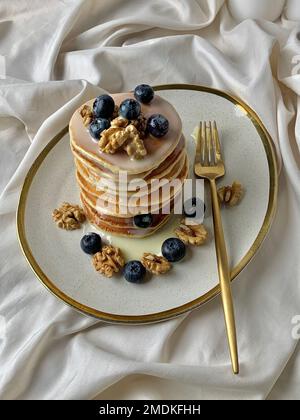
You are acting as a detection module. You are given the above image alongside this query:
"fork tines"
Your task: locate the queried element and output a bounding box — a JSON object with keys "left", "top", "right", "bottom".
{"left": 198, "top": 121, "right": 221, "bottom": 166}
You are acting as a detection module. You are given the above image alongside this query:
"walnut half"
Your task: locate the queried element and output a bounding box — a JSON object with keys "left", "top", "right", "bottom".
{"left": 175, "top": 219, "right": 208, "bottom": 246}
{"left": 93, "top": 245, "right": 125, "bottom": 278}
{"left": 111, "top": 115, "right": 147, "bottom": 138}
{"left": 123, "top": 125, "right": 147, "bottom": 160}
{"left": 98, "top": 126, "right": 128, "bottom": 153}
{"left": 141, "top": 253, "right": 171, "bottom": 275}
{"left": 218, "top": 181, "right": 243, "bottom": 207}
{"left": 99, "top": 123, "right": 147, "bottom": 159}
{"left": 52, "top": 202, "right": 86, "bottom": 230}
{"left": 80, "top": 105, "right": 93, "bottom": 127}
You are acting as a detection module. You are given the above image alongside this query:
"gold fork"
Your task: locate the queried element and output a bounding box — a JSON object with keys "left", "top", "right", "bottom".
{"left": 194, "top": 121, "right": 239, "bottom": 374}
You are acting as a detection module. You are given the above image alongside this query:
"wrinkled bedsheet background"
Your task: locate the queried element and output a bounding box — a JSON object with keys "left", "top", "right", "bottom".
{"left": 0, "top": 0, "right": 299, "bottom": 400}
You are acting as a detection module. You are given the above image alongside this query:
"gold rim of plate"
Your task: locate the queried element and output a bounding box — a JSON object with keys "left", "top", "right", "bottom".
{"left": 17, "top": 84, "right": 279, "bottom": 324}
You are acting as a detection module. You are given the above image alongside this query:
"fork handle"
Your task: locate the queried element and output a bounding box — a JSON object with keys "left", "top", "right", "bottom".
{"left": 210, "top": 179, "right": 239, "bottom": 374}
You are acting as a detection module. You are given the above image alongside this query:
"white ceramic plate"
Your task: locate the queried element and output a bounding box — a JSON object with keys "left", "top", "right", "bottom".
{"left": 17, "top": 85, "right": 278, "bottom": 324}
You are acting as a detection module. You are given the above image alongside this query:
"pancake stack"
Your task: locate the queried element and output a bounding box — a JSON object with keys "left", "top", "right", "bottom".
{"left": 69, "top": 91, "right": 188, "bottom": 237}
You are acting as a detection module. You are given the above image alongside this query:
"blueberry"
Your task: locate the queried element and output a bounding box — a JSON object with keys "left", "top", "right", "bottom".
{"left": 147, "top": 114, "right": 169, "bottom": 138}
{"left": 93, "top": 95, "right": 115, "bottom": 119}
{"left": 119, "top": 99, "right": 141, "bottom": 120}
{"left": 134, "top": 84, "right": 154, "bottom": 104}
{"left": 183, "top": 197, "right": 206, "bottom": 219}
{"left": 89, "top": 118, "right": 110, "bottom": 140}
{"left": 133, "top": 214, "right": 153, "bottom": 229}
{"left": 162, "top": 238, "right": 186, "bottom": 262}
{"left": 80, "top": 232, "right": 102, "bottom": 255}
{"left": 123, "top": 260, "right": 146, "bottom": 283}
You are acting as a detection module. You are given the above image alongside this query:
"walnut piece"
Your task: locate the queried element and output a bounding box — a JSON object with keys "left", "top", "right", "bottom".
{"left": 141, "top": 253, "right": 171, "bottom": 275}
{"left": 80, "top": 105, "right": 93, "bottom": 127}
{"left": 110, "top": 114, "right": 147, "bottom": 138}
{"left": 52, "top": 202, "right": 86, "bottom": 230}
{"left": 99, "top": 122, "right": 147, "bottom": 159}
{"left": 131, "top": 114, "right": 147, "bottom": 139}
{"left": 218, "top": 181, "right": 243, "bottom": 207}
{"left": 112, "top": 105, "right": 119, "bottom": 119}
{"left": 92, "top": 245, "right": 125, "bottom": 278}
{"left": 110, "top": 116, "right": 129, "bottom": 128}
{"left": 175, "top": 219, "right": 208, "bottom": 246}
{"left": 98, "top": 126, "right": 129, "bottom": 153}
{"left": 123, "top": 125, "right": 147, "bottom": 160}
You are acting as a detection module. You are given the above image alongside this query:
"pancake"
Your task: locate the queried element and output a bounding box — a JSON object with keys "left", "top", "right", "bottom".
{"left": 78, "top": 155, "right": 188, "bottom": 218}
{"left": 75, "top": 150, "right": 187, "bottom": 201}
{"left": 71, "top": 134, "right": 186, "bottom": 184}
{"left": 81, "top": 194, "right": 173, "bottom": 238}
{"left": 70, "top": 91, "right": 188, "bottom": 237}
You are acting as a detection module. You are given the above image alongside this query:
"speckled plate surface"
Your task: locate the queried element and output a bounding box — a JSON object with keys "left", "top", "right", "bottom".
{"left": 17, "top": 85, "right": 278, "bottom": 324}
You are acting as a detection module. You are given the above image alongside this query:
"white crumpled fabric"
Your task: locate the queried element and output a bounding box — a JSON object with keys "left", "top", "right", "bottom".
{"left": 0, "top": 0, "right": 299, "bottom": 400}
